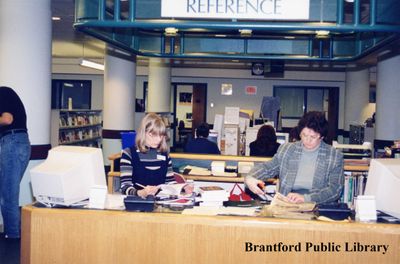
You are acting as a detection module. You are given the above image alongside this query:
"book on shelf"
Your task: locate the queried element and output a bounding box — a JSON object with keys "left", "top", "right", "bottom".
{"left": 342, "top": 171, "right": 367, "bottom": 207}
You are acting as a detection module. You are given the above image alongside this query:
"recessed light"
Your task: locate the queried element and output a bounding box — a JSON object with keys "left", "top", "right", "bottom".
{"left": 52, "top": 16, "right": 61, "bottom": 21}
{"left": 165, "top": 27, "right": 178, "bottom": 36}
{"left": 239, "top": 29, "right": 252, "bottom": 37}
{"left": 316, "top": 30, "right": 330, "bottom": 37}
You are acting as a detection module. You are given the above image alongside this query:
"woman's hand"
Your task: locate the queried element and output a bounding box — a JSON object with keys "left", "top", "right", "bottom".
{"left": 137, "top": 185, "right": 160, "bottom": 198}
{"left": 286, "top": 192, "right": 305, "bottom": 203}
{"left": 244, "top": 176, "right": 265, "bottom": 196}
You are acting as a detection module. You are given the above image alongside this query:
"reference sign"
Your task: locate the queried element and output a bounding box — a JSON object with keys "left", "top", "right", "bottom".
{"left": 161, "top": 0, "right": 310, "bottom": 20}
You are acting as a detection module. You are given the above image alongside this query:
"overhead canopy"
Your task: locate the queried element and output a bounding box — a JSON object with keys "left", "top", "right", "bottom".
{"left": 74, "top": 0, "right": 400, "bottom": 62}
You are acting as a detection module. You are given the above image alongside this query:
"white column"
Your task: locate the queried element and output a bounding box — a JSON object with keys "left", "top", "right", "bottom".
{"left": 0, "top": 0, "right": 52, "bottom": 144}
{"left": 344, "top": 69, "right": 370, "bottom": 131}
{"left": 0, "top": 0, "right": 52, "bottom": 206}
{"left": 147, "top": 58, "right": 171, "bottom": 113}
{"left": 102, "top": 47, "right": 136, "bottom": 164}
{"left": 376, "top": 55, "right": 400, "bottom": 140}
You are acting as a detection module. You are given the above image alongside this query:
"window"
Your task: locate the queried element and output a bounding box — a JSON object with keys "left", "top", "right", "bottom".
{"left": 52, "top": 80, "right": 92, "bottom": 109}
{"left": 274, "top": 86, "right": 330, "bottom": 128}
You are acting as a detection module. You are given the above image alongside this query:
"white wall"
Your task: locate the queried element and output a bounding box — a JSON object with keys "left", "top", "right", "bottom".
{"left": 138, "top": 69, "right": 346, "bottom": 130}
{"left": 53, "top": 59, "right": 347, "bottom": 131}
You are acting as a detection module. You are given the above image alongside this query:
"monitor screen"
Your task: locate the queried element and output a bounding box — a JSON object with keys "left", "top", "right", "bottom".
{"left": 364, "top": 159, "right": 400, "bottom": 219}
{"left": 30, "top": 146, "right": 106, "bottom": 207}
{"left": 207, "top": 130, "right": 219, "bottom": 145}
{"left": 276, "top": 132, "right": 289, "bottom": 145}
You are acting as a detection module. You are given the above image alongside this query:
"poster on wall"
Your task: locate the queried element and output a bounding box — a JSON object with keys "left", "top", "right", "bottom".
{"left": 179, "top": 92, "right": 192, "bottom": 103}
{"left": 245, "top": 86, "right": 257, "bottom": 95}
{"left": 221, "top": 83, "right": 233, "bottom": 95}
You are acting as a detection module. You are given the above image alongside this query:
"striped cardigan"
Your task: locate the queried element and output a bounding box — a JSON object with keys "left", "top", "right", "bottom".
{"left": 246, "top": 141, "right": 344, "bottom": 204}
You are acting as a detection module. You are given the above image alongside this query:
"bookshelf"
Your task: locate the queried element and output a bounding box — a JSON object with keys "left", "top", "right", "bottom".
{"left": 342, "top": 160, "right": 370, "bottom": 208}
{"left": 51, "top": 109, "right": 102, "bottom": 148}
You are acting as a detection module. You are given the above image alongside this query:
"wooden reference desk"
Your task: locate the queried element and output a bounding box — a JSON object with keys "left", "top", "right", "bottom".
{"left": 22, "top": 206, "right": 399, "bottom": 264}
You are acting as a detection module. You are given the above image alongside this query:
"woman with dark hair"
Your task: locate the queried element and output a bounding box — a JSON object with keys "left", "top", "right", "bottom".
{"left": 245, "top": 111, "right": 344, "bottom": 204}
{"left": 249, "top": 125, "right": 280, "bottom": 157}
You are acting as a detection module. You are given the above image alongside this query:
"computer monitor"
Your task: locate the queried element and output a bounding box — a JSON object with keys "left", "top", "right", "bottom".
{"left": 276, "top": 132, "right": 289, "bottom": 145}
{"left": 364, "top": 159, "right": 400, "bottom": 219}
{"left": 207, "top": 130, "right": 219, "bottom": 145}
{"left": 30, "top": 146, "right": 106, "bottom": 207}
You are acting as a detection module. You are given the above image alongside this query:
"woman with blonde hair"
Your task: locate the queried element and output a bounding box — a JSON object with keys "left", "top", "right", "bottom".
{"left": 120, "top": 113, "right": 174, "bottom": 198}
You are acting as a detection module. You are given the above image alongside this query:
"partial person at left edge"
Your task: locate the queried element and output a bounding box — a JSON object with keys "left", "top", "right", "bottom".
{"left": 0, "top": 86, "right": 31, "bottom": 239}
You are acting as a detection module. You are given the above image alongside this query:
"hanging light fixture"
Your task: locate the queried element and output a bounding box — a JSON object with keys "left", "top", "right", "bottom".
{"left": 79, "top": 59, "right": 104, "bottom": 71}
{"left": 79, "top": 41, "right": 104, "bottom": 70}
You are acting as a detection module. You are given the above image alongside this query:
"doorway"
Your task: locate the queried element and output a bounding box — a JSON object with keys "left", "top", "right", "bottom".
{"left": 143, "top": 81, "right": 207, "bottom": 149}
{"left": 173, "top": 83, "right": 207, "bottom": 149}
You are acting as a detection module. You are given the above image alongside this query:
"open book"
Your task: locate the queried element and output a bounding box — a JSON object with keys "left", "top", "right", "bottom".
{"left": 261, "top": 193, "right": 316, "bottom": 220}
{"left": 158, "top": 183, "right": 188, "bottom": 196}
{"left": 271, "top": 193, "right": 316, "bottom": 212}
{"left": 157, "top": 173, "right": 191, "bottom": 197}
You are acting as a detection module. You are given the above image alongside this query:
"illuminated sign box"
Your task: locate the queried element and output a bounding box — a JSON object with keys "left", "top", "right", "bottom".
{"left": 161, "top": 0, "right": 310, "bottom": 20}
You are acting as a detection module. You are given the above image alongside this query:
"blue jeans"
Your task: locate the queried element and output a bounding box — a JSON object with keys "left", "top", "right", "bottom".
{"left": 0, "top": 132, "right": 31, "bottom": 238}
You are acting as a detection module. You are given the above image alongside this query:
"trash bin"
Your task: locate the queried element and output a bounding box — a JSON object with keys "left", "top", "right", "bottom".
{"left": 121, "top": 131, "right": 136, "bottom": 149}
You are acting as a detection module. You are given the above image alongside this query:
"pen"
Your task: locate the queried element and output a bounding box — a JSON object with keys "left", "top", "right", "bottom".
{"left": 135, "top": 183, "right": 146, "bottom": 189}
{"left": 136, "top": 183, "right": 162, "bottom": 189}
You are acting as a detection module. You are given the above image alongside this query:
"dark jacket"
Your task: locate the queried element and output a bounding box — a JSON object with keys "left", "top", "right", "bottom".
{"left": 249, "top": 140, "right": 280, "bottom": 157}
{"left": 184, "top": 137, "right": 220, "bottom": 154}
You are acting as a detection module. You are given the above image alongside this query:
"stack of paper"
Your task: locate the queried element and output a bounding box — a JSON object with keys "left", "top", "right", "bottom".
{"left": 211, "top": 161, "right": 225, "bottom": 173}
{"left": 198, "top": 186, "right": 229, "bottom": 207}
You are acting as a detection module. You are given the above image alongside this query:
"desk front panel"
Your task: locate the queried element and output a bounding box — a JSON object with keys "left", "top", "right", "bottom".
{"left": 22, "top": 206, "right": 400, "bottom": 264}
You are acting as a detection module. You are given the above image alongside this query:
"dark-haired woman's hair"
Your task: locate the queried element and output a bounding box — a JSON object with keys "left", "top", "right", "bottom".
{"left": 250, "top": 125, "right": 280, "bottom": 157}
{"left": 289, "top": 126, "right": 300, "bottom": 142}
{"left": 297, "top": 111, "right": 329, "bottom": 138}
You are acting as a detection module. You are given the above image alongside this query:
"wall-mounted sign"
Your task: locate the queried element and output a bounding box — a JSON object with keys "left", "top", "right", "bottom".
{"left": 161, "top": 0, "right": 310, "bottom": 20}
{"left": 221, "top": 83, "right": 233, "bottom": 95}
{"left": 245, "top": 86, "right": 257, "bottom": 95}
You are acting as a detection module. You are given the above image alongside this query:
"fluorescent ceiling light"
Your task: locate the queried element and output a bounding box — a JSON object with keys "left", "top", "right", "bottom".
{"left": 79, "top": 59, "right": 104, "bottom": 71}
{"left": 165, "top": 27, "right": 178, "bottom": 36}
{"left": 52, "top": 16, "right": 61, "bottom": 21}
{"left": 239, "top": 29, "right": 252, "bottom": 37}
{"left": 316, "top": 30, "right": 330, "bottom": 37}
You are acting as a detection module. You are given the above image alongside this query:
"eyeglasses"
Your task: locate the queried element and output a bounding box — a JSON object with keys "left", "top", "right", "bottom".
{"left": 300, "top": 133, "right": 321, "bottom": 141}
{"left": 147, "top": 131, "right": 165, "bottom": 138}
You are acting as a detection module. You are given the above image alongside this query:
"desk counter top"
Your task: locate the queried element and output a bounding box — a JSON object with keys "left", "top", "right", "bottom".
{"left": 22, "top": 205, "right": 399, "bottom": 264}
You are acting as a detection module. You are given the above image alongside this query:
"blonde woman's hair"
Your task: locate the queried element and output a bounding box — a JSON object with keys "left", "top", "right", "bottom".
{"left": 136, "top": 113, "right": 169, "bottom": 153}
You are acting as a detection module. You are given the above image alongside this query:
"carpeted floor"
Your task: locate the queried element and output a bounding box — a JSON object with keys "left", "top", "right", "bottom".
{"left": 0, "top": 234, "right": 20, "bottom": 264}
